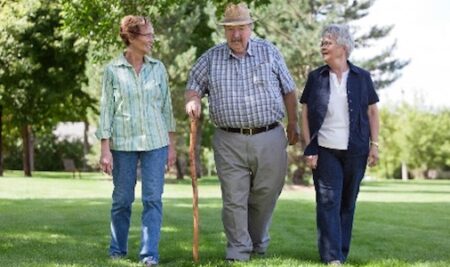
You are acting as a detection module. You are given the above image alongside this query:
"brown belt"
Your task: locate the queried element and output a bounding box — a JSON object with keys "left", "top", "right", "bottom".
{"left": 220, "top": 122, "right": 279, "bottom": 135}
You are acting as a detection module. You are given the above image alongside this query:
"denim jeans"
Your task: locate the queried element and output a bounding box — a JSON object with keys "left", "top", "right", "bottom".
{"left": 109, "top": 146, "right": 168, "bottom": 263}
{"left": 312, "top": 146, "right": 368, "bottom": 263}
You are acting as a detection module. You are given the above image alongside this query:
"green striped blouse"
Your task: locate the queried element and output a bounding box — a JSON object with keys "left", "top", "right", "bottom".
{"left": 95, "top": 54, "right": 176, "bottom": 151}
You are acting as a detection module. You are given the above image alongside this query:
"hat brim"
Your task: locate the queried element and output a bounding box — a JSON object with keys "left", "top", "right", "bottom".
{"left": 218, "top": 18, "right": 256, "bottom": 26}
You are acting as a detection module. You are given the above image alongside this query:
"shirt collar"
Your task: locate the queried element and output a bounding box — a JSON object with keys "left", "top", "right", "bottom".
{"left": 319, "top": 60, "right": 360, "bottom": 75}
{"left": 113, "top": 53, "right": 158, "bottom": 67}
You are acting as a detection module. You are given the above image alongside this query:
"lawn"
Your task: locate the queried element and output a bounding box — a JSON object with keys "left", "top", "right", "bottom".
{"left": 0, "top": 171, "right": 449, "bottom": 267}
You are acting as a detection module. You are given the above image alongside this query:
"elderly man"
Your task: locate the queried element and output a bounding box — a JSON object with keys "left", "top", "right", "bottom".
{"left": 185, "top": 3, "right": 299, "bottom": 261}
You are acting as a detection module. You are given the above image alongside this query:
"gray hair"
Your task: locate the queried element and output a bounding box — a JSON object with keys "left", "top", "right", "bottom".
{"left": 322, "top": 24, "right": 354, "bottom": 58}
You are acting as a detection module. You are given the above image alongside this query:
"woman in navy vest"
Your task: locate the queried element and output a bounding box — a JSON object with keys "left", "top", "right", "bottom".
{"left": 300, "top": 24, "right": 380, "bottom": 265}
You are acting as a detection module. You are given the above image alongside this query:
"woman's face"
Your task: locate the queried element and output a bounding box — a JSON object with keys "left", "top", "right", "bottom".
{"left": 320, "top": 35, "right": 346, "bottom": 64}
{"left": 128, "top": 24, "right": 154, "bottom": 54}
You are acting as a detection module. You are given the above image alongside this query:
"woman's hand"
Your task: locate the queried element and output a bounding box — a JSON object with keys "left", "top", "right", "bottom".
{"left": 305, "top": 155, "right": 318, "bottom": 170}
{"left": 368, "top": 145, "right": 379, "bottom": 167}
{"left": 99, "top": 139, "right": 113, "bottom": 175}
{"left": 100, "top": 149, "right": 113, "bottom": 175}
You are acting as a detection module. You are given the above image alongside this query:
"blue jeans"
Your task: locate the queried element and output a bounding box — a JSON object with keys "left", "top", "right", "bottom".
{"left": 312, "top": 146, "right": 368, "bottom": 263}
{"left": 109, "top": 147, "right": 168, "bottom": 263}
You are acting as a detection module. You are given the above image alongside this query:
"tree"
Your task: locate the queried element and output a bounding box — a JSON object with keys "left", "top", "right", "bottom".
{"left": 376, "top": 106, "right": 405, "bottom": 178}
{"left": 373, "top": 104, "right": 450, "bottom": 179}
{"left": 401, "top": 106, "right": 450, "bottom": 177}
{"left": 0, "top": 104, "right": 3, "bottom": 176}
{"left": 0, "top": 0, "right": 95, "bottom": 176}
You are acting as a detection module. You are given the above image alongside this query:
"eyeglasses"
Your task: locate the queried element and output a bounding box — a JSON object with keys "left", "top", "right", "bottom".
{"left": 129, "top": 31, "right": 155, "bottom": 39}
{"left": 320, "top": 41, "right": 334, "bottom": 47}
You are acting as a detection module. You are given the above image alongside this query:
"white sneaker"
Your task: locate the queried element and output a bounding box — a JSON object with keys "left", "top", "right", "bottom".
{"left": 142, "top": 257, "right": 158, "bottom": 266}
{"left": 328, "top": 260, "right": 342, "bottom": 266}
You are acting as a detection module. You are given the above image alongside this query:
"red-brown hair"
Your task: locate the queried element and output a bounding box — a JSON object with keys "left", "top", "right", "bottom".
{"left": 119, "top": 15, "right": 152, "bottom": 46}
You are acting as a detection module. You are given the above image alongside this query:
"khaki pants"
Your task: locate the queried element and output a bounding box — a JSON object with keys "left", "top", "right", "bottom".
{"left": 212, "top": 125, "right": 288, "bottom": 260}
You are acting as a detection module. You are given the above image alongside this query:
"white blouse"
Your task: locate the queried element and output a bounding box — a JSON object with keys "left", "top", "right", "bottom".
{"left": 318, "top": 70, "right": 350, "bottom": 150}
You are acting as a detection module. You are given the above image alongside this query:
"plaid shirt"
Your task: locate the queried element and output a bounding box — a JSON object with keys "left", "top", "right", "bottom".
{"left": 187, "top": 38, "right": 295, "bottom": 128}
{"left": 95, "top": 54, "right": 176, "bottom": 151}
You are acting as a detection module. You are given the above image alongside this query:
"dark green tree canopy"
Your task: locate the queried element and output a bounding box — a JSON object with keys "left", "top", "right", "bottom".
{"left": 0, "top": 0, "right": 95, "bottom": 129}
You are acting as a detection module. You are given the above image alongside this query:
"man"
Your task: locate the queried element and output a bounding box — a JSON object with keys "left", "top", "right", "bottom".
{"left": 185, "top": 3, "right": 299, "bottom": 261}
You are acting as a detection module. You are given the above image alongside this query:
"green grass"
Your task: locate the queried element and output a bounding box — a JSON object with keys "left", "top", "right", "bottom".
{"left": 0, "top": 171, "right": 449, "bottom": 266}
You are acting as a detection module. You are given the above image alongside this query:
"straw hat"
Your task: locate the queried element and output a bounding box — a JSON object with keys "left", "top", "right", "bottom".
{"left": 218, "top": 3, "right": 256, "bottom": 26}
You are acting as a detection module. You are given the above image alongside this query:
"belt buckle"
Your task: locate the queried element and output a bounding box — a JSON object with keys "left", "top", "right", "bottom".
{"left": 240, "top": 128, "right": 253, "bottom": 135}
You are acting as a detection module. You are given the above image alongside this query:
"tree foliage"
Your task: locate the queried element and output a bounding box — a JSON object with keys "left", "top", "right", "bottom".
{"left": 0, "top": 0, "right": 94, "bottom": 127}
{"left": 0, "top": 0, "right": 95, "bottom": 175}
{"left": 374, "top": 104, "right": 450, "bottom": 179}
{"left": 255, "top": 0, "right": 408, "bottom": 94}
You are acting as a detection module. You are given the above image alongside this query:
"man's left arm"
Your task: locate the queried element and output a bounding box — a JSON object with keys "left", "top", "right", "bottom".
{"left": 283, "top": 91, "right": 299, "bottom": 145}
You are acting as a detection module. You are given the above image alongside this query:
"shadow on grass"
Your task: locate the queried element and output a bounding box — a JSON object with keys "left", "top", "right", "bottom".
{"left": 0, "top": 198, "right": 448, "bottom": 266}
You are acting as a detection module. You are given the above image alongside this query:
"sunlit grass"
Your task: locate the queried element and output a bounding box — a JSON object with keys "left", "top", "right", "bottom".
{"left": 0, "top": 172, "right": 449, "bottom": 266}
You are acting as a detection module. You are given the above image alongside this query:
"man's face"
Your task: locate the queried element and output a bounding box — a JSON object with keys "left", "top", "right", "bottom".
{"left": 224, "top": 24, "right": 252, "bottom": 57}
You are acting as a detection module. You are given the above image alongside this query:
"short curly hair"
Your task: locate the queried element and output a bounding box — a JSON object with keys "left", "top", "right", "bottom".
{"left": 119, "top": 15, "right": 152, "bottom": 46}
{"left": 322, "top": 24, "right": 354, "bottom": 58}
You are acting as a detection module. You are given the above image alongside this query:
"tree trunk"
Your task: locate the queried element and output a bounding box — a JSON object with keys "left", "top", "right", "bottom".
{"left": 290, "top": 139, "right": 307, "bottom": 185}
{"left": 83, "top": 120, "right": 89, "bottom": 171}
{"left": 0, "top": 105, "right": 3, "bottom": 176}
{"left": 175, "top": 154, "right": 186, "bottom": 180}
{"left": 21, "top": 125, "right": 32, "bottom": 177}
{"left": 30, "top": 126, "right": 34, "bottom": 171}
{"left": 292, "top": 166, "right": 306, "bottom": 185}
{"left": 401, "top": 161, "right": 408, "bottom": 180}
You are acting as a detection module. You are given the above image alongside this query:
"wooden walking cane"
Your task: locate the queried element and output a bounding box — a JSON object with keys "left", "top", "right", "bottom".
{"left": 189, "top": 118, "right": 200, "bottom": 262}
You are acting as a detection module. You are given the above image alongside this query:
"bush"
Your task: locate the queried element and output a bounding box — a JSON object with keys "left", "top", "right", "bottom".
{"left": 4, "top": 132, "right": 87, "bottom": 171}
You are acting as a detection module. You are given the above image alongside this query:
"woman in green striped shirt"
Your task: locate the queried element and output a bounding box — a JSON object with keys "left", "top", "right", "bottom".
{"left": 95, "top": 15, "right": 176, "bottom": 267}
